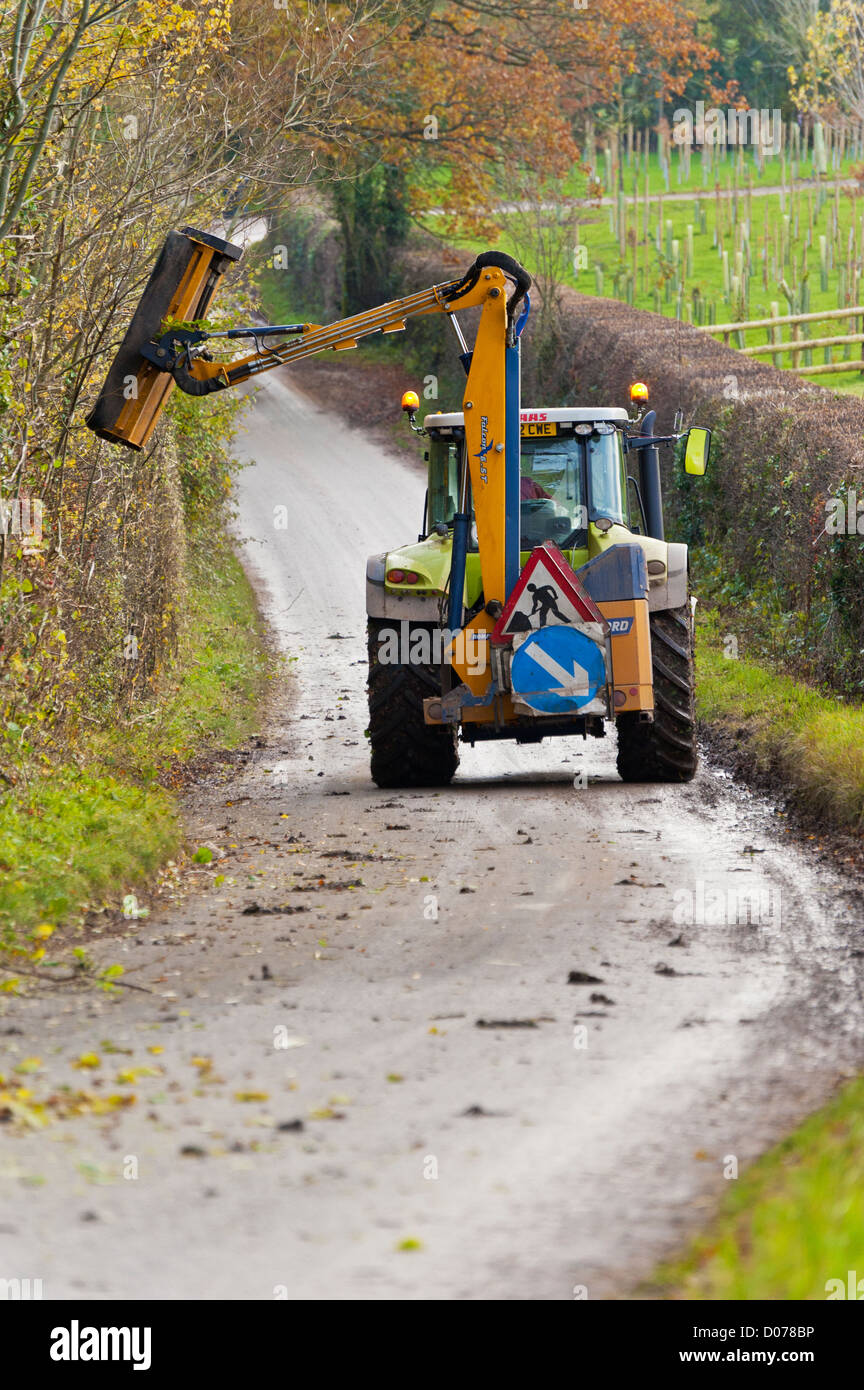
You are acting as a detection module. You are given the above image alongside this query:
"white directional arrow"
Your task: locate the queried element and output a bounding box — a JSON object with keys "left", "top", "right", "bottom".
{"left": 523, "top": 641, "right": 592, "bottom": 697}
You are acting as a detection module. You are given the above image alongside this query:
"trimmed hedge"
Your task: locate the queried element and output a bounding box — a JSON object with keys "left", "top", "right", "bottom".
{"left": 534, "top": 291, "right": 864, "bottom": 698}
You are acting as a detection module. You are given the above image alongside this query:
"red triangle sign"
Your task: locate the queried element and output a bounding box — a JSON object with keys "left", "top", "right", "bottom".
{"left": 492, "top": 543, "right": 608, "bottom": 643}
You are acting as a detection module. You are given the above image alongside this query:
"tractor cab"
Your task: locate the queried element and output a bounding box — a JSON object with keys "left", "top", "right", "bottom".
{"left": 424, "top": 407, "right": 632, "bottom": 558}
{"left": 367, "top": 383, "right": 710, "bottom": 789}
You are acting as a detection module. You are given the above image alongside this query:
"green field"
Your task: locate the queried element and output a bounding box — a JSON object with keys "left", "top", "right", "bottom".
{"left": 424, "top": 138, "right": 863, "bottom": 204}
{"left": 573, "top": 136, "right": 860, "bottom": 195}
{"left": 430, "top": 144, "right": 864, "bottom": 392}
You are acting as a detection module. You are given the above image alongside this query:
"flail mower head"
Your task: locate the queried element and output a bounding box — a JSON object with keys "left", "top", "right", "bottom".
{"left": 85, "top": 227, "right": 243, "bottom": 451}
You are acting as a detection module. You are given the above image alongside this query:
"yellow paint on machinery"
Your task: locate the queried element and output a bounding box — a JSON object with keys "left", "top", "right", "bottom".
{"left": 446, "top": 609, "right": 496, "bottom": 696}
{"left": 86, "top": 229, "right": 242, "bottom": 450}
{"left": 598, "top": 598, "right": 654, "bottom": 712}
{"left": 460, "top": 270, "right": 510, "bottom": 608}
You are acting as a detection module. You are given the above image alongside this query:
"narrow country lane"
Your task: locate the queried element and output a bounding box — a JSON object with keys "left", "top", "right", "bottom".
{"left": 2, "top": 371, "right": 863, "bottom": 1301}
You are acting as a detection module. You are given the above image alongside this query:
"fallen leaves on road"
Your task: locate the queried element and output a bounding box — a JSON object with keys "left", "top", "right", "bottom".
{"left": 116, "top": 1067, "right": 162, "bottom": 1084}
{"left": 0, "top": 1085, "right": 137, "bottom": 1128}
{"left": 242, "top": 902, "right": 308, "bottom": 915}
{"left": 319, "top": 849, "right": 385, "bottom": 862}
{"left": 73, "top": 1053, "right": 101, "bottom": 1069}
{"left": 292, "top": 878, "right": 363, "bottom": 892}
{"left": 475, "top": 1018, "right": 538, "bottom": 1029}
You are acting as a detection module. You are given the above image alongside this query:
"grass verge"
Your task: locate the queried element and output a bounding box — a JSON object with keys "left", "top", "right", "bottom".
{"left": 657, "top": 613, "right": 864, "bottom": 1300}
{"left": 651, "top": 1075, "right": 864, "bottom": 1300}
{"left": 697, "top": 606, "right": 864, "bottom": 831}
{"left": 0, "top": 528, "right": 271, "bottom": 978}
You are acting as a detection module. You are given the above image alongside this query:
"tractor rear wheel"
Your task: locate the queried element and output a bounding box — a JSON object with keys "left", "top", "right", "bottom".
{"left": 616, "top": 602, "right": 697, "bottom": 783}
{"left": 366, "top": 619, "right": 459, "bottom": 788}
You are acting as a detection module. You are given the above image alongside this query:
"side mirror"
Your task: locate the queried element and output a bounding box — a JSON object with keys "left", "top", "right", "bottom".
{"left": 682, "top": 425, "right": 711, "bottom": 476}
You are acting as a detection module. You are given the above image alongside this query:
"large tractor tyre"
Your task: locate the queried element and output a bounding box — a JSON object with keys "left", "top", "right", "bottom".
{"left": 616, "top": 602, "right": 697, "bottom": 783}
{"left": 366, "top": 619, "right": 459, "bottom": 788}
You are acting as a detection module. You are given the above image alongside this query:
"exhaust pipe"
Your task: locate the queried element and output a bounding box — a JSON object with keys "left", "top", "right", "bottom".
{"left": 637, "top": 409, "right": 664, "bottom": 541}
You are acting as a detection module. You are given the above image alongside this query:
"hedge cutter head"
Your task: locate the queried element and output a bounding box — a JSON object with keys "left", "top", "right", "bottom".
{"left": 85, "top": 227, "right": 243, "bottom": 451}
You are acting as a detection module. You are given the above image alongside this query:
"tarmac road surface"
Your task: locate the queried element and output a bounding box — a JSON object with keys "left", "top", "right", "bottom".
{"left": 2, "top": 370, "right": 863, "bottom": 1301}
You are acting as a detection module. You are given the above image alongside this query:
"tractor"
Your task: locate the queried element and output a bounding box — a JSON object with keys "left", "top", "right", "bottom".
{"left": 86, "top": 228, "right": 709, "bottom": 788}
{"left": 366, "top": 388, "right": 709, "bottom": 787}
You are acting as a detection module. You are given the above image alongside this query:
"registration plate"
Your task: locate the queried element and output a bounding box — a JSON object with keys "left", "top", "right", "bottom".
{"left": 520, "top": 421, "right": 558, "bottom": 438}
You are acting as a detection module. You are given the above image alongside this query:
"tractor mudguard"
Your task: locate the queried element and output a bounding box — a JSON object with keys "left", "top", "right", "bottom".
{"left": 646, "top": 542, "right": 689, "bottom": 612}
{"left": 366, "top": 554, "right": 441, "bottom": 622}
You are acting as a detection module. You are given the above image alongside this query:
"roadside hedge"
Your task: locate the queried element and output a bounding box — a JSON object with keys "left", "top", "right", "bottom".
{"left": 541, "top": 291, "right": 864, "bottom": 699}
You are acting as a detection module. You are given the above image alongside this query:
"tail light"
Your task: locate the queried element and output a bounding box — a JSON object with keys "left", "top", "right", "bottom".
{"left": 386, "top": 568, "right": 420, "bottom": 585}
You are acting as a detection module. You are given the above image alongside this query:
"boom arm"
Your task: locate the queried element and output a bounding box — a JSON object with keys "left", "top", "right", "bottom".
{"left": 140, "top": 250, "right": 530, "bottom": 397}
{"left": 85, "top": 228, "right": 530, "bottom": 609}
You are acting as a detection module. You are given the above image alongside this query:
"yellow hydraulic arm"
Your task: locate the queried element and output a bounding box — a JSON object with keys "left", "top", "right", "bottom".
{"left": 86, "top": 228, "right": 531, "bottom": 609}
{"left": 146, "top": 267, "right": 510, "bottom": 394}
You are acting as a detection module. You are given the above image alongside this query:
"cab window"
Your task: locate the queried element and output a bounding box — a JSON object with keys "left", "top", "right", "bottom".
{"left": 428, "top": 437, "right": 460, "bottom": 529}
{"left": 587, "top": 430, "right": 626, "bottom": 525}
{"left": 519, "top": 435, "right": 586, "bottom": 548}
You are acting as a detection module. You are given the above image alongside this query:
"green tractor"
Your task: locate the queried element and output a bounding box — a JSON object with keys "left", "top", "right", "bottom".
{"left": 367, "top": 389, "right": 710, "bottom": 788}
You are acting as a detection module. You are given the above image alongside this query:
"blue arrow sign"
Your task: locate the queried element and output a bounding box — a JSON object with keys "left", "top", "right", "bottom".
{"left": 510, "top": 626, "right": 606, "bottom": 714}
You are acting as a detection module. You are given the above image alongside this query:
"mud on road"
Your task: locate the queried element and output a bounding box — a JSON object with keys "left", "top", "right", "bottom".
{"left": 2, "top": 372, "right": 863, "bottom": 1301}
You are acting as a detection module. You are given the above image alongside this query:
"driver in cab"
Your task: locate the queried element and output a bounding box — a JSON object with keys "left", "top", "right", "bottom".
{"left": 520, "top": 467, "right": 551, "bottom": 501}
